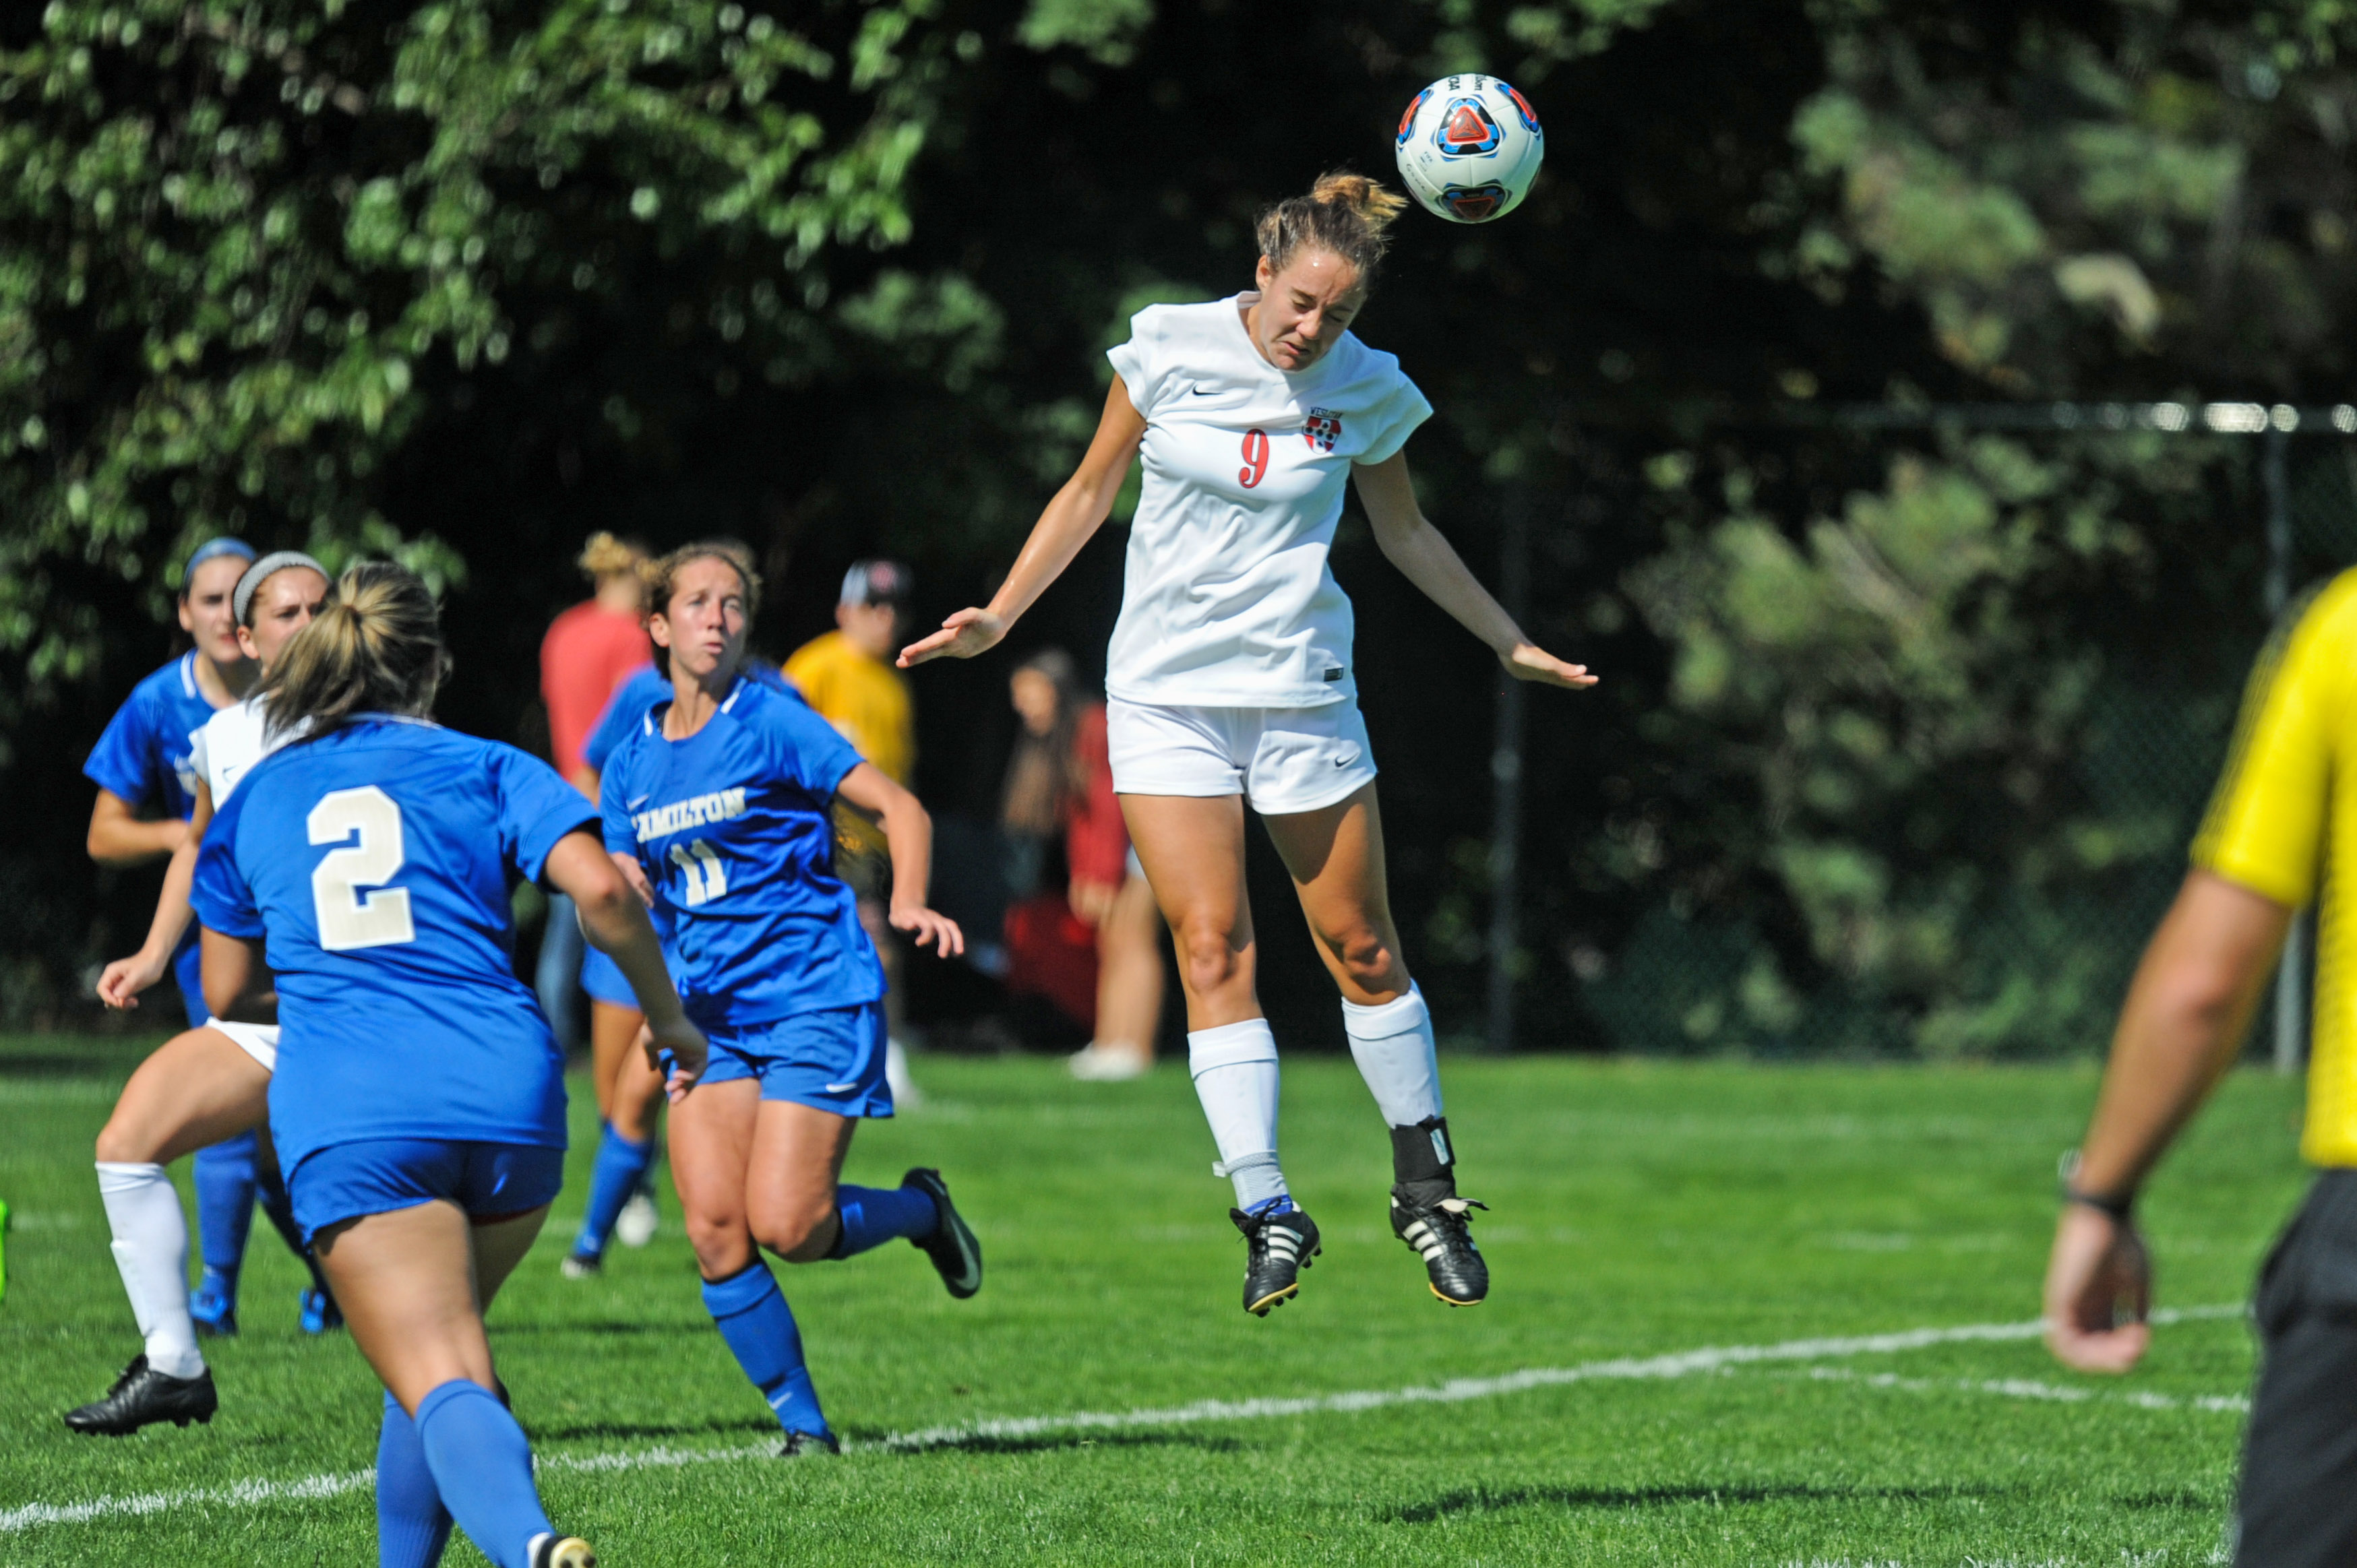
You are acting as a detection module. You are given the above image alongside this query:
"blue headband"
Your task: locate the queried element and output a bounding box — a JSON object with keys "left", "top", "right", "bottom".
{"left": 183, "top": 538, "right": 257, "bottom": 585}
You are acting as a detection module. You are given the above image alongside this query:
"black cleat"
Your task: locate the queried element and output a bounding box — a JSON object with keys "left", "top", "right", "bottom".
{"left": 779, "top": 1429, "right": 840, "bottom": 1457}
{"left": 63, "top": 1354, "right": 218, "bottom": 1435}
{"left": 900, "top": 1168, "right": 981, "bottom": 1299}
{"left": 1393, "top": 1194, "right": 1490, "bottom": 1305}
{"left": 1233, "top": 1204, "right": 1320, "bottom": 1316}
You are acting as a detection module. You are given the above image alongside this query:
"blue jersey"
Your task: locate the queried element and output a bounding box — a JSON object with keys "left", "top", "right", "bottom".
{"left": 584, "top": 664, "right": 669, "bottom": 775}
{"left": 601, "top": 675, "right": 880, "bottom": 1037}
{"left": 84, "top": 652, "right": 222, "bottom": 819}
{"left": 190, "top": 716, "right": 597, "bottom": 1175}
{"left": 86, "top": 652, "right": 229, "bottom": 1022}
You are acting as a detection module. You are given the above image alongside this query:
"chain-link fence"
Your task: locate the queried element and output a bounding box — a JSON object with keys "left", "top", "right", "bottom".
{"left": 1529, "top": 405, "right": 2357, "bottom": 1061}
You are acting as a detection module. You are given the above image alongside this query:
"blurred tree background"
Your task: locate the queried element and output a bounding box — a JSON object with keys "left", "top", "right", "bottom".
{"left": 4, "top": 0, "right": 2352, "bottom": 1053}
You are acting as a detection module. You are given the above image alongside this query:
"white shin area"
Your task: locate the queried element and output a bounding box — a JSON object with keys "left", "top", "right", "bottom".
{"left": 96, "top": 1161, "right": 204, "bottom": 1381}
{"left": 1341, "top": 982, "right": 1444, "bottom": 1129}
{"left": 1187, "top": 1019, "right": 1289, "bottom": 1210}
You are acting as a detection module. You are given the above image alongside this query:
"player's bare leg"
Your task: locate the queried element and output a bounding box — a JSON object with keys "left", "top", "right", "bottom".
{"left": 1264, "top": 783, "right": 1486, "bottom": 1306}
{"left": 1123, "top": 794, "right": 1320, "bottom": 1314}
{"left": 65, "top": 1028, "right": 274, "bottom": 1435}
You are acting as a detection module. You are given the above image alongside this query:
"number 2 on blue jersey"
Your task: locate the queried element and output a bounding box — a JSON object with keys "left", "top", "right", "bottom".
{"left": 309, "top": 786, "right": 417, "bottom": 950}
{"left": 669, "top": 838, "right": 729, "bottom": 906}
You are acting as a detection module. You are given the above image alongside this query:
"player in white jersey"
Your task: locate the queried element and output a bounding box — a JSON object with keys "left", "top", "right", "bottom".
{"left": 902, "top": 173, "right": 1594, "bottom": 1316}
{"left": 65, "top": 553, "right": 336, "bottom": 1434}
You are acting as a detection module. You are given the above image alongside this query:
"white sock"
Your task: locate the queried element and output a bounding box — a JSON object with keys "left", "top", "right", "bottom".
{"left": 1342, "top": 982, "right": 1444, "bottom": 1128}
{"left": 96, "top": 1162, "right": 204, "bottom": 1380}
{"left": 1188, "top": 1020, "right": 1288, "bottom": 1210}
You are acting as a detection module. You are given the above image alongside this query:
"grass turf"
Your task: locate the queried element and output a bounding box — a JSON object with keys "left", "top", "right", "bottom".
{"left": 0, "top": 1038, "right": 2310, "bottom": 1565}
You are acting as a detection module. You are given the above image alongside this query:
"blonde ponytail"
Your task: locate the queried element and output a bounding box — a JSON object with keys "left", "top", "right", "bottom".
{"left": 1256, "top": 170, "right": 1409, "bottom": 285}
{"left": 577, "top": 531, "right": 648, "bottom": 582}
{"left": 259, "top": 562, "right": 449, "bottom": 740}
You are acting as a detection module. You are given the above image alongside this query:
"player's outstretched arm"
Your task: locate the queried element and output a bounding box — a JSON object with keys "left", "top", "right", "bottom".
{"left": 836, "top": 761, "right": 965, "bottom": 958}
{"left": 898, "top": 378, "right": 1146, "bottom": 668}
{"left": 547, "top": 830, "right": 708, "bottom": 1100}
{"left": 86, "top": 788, "right": 187, "bottom": 867}
{"left": 2044, "top": 869, "right": 2289, "bottom": 1373}
{"left": 1351, "top": 453, "right": 1597, "bottom": 691}
{"left": 97, "top": 782, "right": 217, "bottom": 1009}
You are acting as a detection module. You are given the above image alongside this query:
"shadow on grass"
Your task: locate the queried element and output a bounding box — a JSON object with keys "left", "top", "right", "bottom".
{"left": 1386, "top": 1481, "right": 2019, "bottom": 1523}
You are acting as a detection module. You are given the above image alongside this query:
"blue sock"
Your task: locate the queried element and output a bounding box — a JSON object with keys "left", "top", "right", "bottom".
{"left": 377, "top": 1390, "right": 454, "bottom": 1568}
{"left": 192, "top": 1132, "right": 259, "bottom": 1286}
{"left": 828, "top": 1183, "right": 940, "bottom": 1259}
{"left": 1245, "top": 1195, "right": 1297, "bottom": 1218}
{"left": 253, "top": 1158, "right": 330, "bottom": 1294}
{"left": 415, "top": 1379, "right": 553, "bottom": 1568}
{"left": 700, "top": 1261, "right": 829, "bottom": 1438}
{"left": 572, "top": 1123, "right": 654, "bottom": 1260}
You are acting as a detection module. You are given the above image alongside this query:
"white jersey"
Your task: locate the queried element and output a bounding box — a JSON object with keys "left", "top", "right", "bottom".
{"left": 187, "top": 695, "right": 280, "bottom": 805}
{"left": 1103, "top": 294, "right": 1432, "bottom": 708}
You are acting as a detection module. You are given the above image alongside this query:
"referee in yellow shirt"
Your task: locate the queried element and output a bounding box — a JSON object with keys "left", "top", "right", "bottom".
{"left": 785, "top": 560, "right": 923, "bottom": 1105}
{"left": 2046, "top": 572, "right": 2357, "bottom": 1567}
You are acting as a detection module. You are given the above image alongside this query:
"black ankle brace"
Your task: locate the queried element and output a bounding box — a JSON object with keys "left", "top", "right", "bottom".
{"left": 1389, "top": 1116, "right": 1457, "bottom": 1208}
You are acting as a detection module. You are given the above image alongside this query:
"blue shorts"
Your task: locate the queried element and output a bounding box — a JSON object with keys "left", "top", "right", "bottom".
{"left": 580, "top": 943, "right": 635, "bottom": 1009}
{"left": 287, "top": 1139, "right": 565, "bottom": 1245}
{"left": 690, "top": 1002, "right": 893, "bottom": 1119}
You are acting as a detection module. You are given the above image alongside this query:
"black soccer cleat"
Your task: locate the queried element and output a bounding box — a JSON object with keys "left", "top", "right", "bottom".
{"left": 901, "top": 1168, "right": 982, "bottom": 1299}
{"left": 780, "top": 1429, "right": 840, "bottom": 1457}
{"left": 63, "top": 1354, "right": 218, "bottom": 1436}
{"left": 1392, "top": 1193, "right": 1490, "bottom": 1306}
{"left": 1233, "top": 1203, "right": 1320, "bottom": 1316}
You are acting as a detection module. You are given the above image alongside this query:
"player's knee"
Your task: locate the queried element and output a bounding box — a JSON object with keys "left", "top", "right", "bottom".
{"left": 685, "top": 1210, "right": 752, "bottom": 1274}
{"left": 749, "top": 1195, "right": 835, "bottom": 1263}
{"left": 93, "top": 1115, "right": 148, "bottom": 1166}
{"left": 1174, "top": 920, "right": 1246, "bottom": 997}
{"left": 1333, "top": 929, "right": 1403, "bottom": 992}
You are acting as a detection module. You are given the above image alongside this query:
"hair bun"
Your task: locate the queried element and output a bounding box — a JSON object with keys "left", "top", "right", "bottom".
{"left": 1310, "top": 171, "right": 1409, "bottom": 234}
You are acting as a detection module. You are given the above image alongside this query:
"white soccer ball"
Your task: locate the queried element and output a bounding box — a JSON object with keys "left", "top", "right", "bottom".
{"left": 1392, "top": 74, "right": 1544, "bottom": 224}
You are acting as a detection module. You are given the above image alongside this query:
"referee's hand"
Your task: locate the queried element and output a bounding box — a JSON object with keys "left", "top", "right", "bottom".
{"left": 2042, "top": 1203, "right": 2153, "bottom": 1373}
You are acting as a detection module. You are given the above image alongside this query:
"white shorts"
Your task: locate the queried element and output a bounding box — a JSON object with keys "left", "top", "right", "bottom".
{"left": 206, "top": 1017, "right": 280, "bottom": 1073}
{"left": 1107, "top": 699, "right": 1378, "bottom": 815}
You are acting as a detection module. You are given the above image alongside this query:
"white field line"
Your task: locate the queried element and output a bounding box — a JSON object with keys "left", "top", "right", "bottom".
{"left": 0, "top": 1303, "right": 2244, "bottom": 1536}
{"left": 1789, "top": 1362, "right": 2251, "bottom": 1414}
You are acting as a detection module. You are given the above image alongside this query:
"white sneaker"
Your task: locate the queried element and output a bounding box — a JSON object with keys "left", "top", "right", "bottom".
{"left": 614, "top": 1191, "right": 659, "bottom": 1249}
{"left": 1068, "top": 1042, "right": 1151, "bottom": 1081}
{"left": 886, "top": 1036, "right": 925, "bottom": 1108}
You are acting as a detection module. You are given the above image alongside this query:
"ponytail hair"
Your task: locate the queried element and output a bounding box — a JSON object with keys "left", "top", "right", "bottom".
{"left": 1256, "top": 171, "right": 1410, "bottom": 286}
{"left": 259, "top": 562, "right": 450, "bottom": 741}
{"left": 577, "top": 530, "right": 648, "bottom": 582}
{"left": 642, "top": 539, "right": 762, "bottom": 679}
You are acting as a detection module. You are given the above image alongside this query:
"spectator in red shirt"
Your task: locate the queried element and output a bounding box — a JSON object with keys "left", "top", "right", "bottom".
{"left": 536, "top": 532, "right": 650, "bottom": 1048}
{"left": 1000, "top": 649, "right": 1166, "bottom": 1080}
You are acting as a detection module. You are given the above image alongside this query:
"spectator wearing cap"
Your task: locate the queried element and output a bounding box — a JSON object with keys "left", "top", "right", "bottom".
{"left": 785, "top": 560, "right": 923, "bottom": 1105}
{"left": 536, "top": 532, "right": 652, "bottom": 1050}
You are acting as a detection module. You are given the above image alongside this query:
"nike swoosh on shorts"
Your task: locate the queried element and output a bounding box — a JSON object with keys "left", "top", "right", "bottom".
{"left": 826, "top": 1081, "right": 861, "bottom": 1093}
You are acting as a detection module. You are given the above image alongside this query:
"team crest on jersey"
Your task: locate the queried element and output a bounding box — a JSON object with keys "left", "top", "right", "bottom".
{"left": 1435, "top": 98, "right": 1502, "bottom": 158}
{"left": 1304, "top": 410, "right": 1343, "bottom": 452}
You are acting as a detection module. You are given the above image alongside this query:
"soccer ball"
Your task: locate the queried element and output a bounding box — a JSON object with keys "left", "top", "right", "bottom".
{"left": 1392, "top": 75, "right": 1543, "bottom": 224}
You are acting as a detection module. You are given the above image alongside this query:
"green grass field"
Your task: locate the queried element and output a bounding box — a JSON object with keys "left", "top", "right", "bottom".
{"left": 0, "top": 1037, "right": 2311, "bottom": 1565}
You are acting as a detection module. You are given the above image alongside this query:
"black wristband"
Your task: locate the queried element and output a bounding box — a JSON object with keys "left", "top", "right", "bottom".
{"left": 2057, "top": 1149, "right": 2135, "bottom": 1222}
{"left": 2063, "top": 1186, "right": 2136, "bottom": 1223}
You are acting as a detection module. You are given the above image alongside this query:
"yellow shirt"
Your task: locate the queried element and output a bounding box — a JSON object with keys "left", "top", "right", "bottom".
{"left": 2191, "top": 569, "right": 2357, "bottom": 1164}
{"left": 785, "top": 631, "right": 914, "bottom": 859}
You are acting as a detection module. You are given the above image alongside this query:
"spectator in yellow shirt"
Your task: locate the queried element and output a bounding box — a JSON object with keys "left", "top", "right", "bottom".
{"left": 785, "top": 561, "right": 922, "bottom": 1104}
